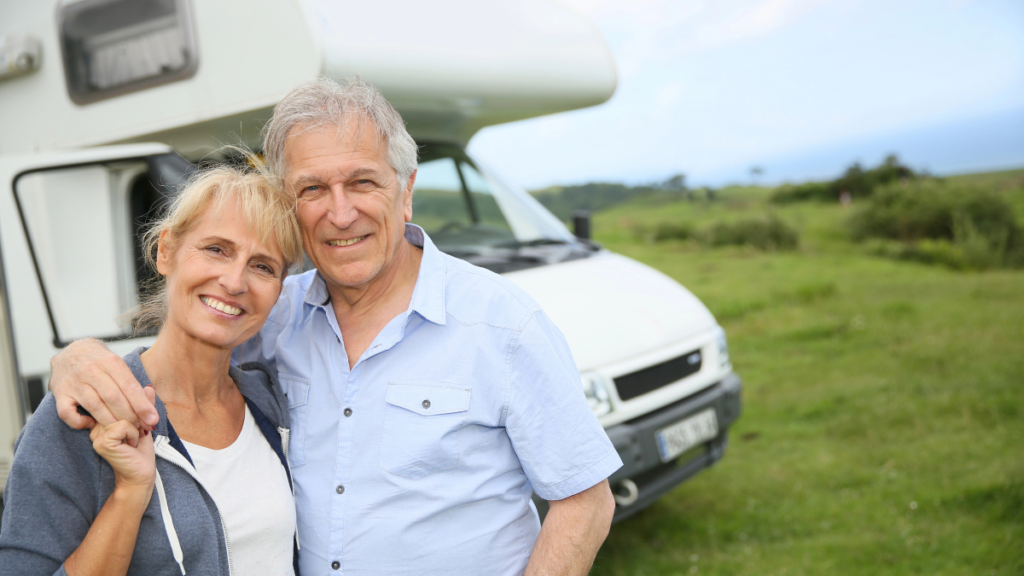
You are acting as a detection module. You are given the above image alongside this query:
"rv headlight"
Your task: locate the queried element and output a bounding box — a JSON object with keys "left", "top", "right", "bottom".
{"left": 715, "top": 327, "right": 730, "bottom": 368}
{"left": 581, "top": 372, "right": 612, "bottom": 417}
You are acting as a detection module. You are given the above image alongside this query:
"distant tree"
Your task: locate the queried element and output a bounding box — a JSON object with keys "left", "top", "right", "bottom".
{"left": 750, "top": 165, "right": 764, "bottom": 185}
{"left": 662, "top": 174, "right": 687, "bottom": 191}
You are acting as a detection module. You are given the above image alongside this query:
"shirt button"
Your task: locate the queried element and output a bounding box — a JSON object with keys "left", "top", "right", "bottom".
{"left": 332, "top": 561, "right": 340, "bottom": 570}
{"left": 422, "top": 399, "right": 431, "bottom": 409}
{"left": 344, "top": 407, "right": 352, "bottom": 417}
{"left": 336, "top": 484, "right": 345, "bottom": 494}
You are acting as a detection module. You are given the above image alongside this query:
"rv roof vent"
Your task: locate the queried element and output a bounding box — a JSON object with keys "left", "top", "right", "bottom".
{"left": 59, "top": 0, "right": 197, "bottom": 104}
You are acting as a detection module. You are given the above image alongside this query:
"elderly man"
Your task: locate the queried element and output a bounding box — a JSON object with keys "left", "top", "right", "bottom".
{"left": 49, "top": 77, "right": 621, "bottom": 576}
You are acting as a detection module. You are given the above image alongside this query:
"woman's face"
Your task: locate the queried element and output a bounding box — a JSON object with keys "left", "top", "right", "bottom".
{"left": 157, "top": 200, "right": 286, "bottom": 351}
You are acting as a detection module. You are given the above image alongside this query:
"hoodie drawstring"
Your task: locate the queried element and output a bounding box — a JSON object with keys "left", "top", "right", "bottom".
{"left": 155, "top": 468, "right": 187, "bottom": 575}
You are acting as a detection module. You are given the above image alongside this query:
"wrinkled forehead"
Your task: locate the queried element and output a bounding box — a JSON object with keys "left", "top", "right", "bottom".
{"left": 282, "top": 114, "right": 389, "bottom": 173}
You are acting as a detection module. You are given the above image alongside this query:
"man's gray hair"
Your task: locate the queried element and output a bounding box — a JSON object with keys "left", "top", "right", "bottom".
{"left": 263, "top": 76, "right": 418, "bottom": 186}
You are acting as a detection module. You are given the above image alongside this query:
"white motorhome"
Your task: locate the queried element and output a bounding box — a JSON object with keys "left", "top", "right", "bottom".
{"left": 0, "top": 0, "right": 741, "bottom": 522}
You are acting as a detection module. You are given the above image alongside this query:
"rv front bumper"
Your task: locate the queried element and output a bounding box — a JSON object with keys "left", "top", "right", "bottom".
{"left": 605, "top": 372, "right": 743, "bottom": 522}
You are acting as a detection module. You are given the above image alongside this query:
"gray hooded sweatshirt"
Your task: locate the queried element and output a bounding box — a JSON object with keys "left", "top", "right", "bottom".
{"left": 0, "top": 348, "right": 296, "bottom": 576}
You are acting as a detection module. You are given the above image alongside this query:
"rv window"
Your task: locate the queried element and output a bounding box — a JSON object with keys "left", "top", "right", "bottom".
{"left": 14, "top": 162, "right": 152, "bottom": 344}
{"left": 59, "top": 0, "right": 197, "bottom": 104}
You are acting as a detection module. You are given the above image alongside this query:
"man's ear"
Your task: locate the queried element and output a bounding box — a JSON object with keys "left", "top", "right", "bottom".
{"left": 155, "top": 230, "right": 174, "bottom": 276}
{"left": 403, "top": 169, "right": 417, "bottom": 223}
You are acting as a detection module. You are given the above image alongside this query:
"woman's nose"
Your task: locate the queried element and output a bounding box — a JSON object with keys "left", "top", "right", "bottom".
{"left": 219, "top": 261, "right": 247, "bottom": 294}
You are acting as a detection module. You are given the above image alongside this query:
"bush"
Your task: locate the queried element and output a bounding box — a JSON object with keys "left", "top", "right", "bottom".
{"left": 644, "top": 216, "right": 800, "bottom": 251}
{"left": 771, "top": 154, "right": 918, "bottom": 204}
{"left": 702, "top": 216, "right": 800, "bottom": 251}
{"left": 652, "top": 222, "right": 694, "bottom": 242}
{"left": 864, "top": 238, "right": 970, "bottom": 270}
{"left": 850, "top": 179, "right": 1023, "bottom": 270}
{"left": 771, "top": 181, "right": 833, "bottom": 204}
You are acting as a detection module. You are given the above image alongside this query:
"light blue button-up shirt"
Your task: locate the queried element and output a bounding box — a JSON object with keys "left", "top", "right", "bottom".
{"left": 235, "top": 225, "right": 622, "bottom": 576}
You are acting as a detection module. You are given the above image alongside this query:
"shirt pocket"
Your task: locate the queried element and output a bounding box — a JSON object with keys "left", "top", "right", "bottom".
{"left": 279, "top": 374, "right": 310, "bottom": 468}
{"left": 378, "top": 382, "right": 472, "bottom": 480}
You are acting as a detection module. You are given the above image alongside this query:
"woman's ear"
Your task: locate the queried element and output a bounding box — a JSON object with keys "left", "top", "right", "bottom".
{"left": 156, "top": 230, "right": 174, "bottom": 276}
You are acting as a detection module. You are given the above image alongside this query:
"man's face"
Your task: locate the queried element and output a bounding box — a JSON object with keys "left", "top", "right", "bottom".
{"left": 284, "top": 121, "right": 414, "bottom": 291}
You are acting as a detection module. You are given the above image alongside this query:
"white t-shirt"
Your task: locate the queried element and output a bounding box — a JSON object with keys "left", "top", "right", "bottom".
{"left": 182, "top": 405, "right": 296, "bottom": 576}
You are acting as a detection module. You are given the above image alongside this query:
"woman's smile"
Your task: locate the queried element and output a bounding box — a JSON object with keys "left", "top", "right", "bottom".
{"left": 200, "top": 295, "right": 245, "bottom": 317}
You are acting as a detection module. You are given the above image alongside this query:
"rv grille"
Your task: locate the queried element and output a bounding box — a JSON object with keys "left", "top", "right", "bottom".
{"left": 614, "top": 349, "right": 703, "bottom": 401}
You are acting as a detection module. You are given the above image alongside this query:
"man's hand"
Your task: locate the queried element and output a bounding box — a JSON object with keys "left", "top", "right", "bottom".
{"left": 49, "top": 339, "right": 159, "bottom": 430}
{"left": 525, "top": 480, "right": 616, "bottom": 576}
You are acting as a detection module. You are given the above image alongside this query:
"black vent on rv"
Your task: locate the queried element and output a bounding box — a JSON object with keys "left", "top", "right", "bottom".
{"left": 614, "top": 350, "right": 703, "bottom": 402}
{"left": 59, "top": 0, "right": 198, "bottom": 104}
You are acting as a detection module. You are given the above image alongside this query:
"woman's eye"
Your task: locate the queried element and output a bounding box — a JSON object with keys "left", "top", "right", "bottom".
{"left": 255, "top": 263, "right": 275, "bottom": 275}
{"left": 205, "top": 246, "right": 224, "bottom": 255}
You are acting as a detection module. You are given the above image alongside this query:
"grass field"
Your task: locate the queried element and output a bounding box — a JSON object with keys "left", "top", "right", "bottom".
{"left": 589, "top": 170, "right": 1024, "bottom": 576}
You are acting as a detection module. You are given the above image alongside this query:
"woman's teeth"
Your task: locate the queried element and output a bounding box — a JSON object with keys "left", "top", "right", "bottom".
{"left": 328, "top": 235, "right": 366, "bottom": 247}
{"left": 201, "top": 296, "right": 242, "bottom": 316}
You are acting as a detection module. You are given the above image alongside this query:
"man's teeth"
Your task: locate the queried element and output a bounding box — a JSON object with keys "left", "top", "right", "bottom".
{"left": 327, "top": 236, "right": 367, "bottom": 247}
{"left": 201, "top": 296, "right": 242, "bottom": 316}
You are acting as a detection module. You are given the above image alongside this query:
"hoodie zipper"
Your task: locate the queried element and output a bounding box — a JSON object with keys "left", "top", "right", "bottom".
{"left": 155, "top": 436, "right": 236, "bottom": 576}
{"left": 278, "top": 426, "right": 301, "bottom": 551}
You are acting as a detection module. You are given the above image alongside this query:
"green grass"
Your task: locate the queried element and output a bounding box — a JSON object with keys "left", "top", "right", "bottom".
{"left": 589, "top": 171, "right": 1024, "bottom": 576}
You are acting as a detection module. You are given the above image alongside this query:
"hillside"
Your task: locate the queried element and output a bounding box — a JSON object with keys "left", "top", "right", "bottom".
{"left": 586, "top": 167, "right": 1024, "bottom": 575}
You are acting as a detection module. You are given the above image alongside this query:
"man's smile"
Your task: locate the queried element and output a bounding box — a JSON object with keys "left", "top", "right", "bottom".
{"left": 327, "top": 235, "right": 368, "bottom": 247}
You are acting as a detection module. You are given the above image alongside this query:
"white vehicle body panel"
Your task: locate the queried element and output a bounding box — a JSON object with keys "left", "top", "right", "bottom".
{"left": 505, "top": 252, "right": 716, "bottom": 371}
{"left": 0, "top": 0, "right": 320, "bottom": 156}
{"left": 0, "top": 0, "right": 614, "bottom": 156}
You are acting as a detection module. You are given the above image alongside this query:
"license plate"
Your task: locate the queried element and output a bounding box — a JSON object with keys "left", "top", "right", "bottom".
{"left": 655, "top": 408, "right": 719, "bottom": 462}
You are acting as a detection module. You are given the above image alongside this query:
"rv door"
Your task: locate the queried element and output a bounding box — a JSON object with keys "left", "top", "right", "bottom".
{"left": 0, "top": 144, "right": 192, "bottom": 492}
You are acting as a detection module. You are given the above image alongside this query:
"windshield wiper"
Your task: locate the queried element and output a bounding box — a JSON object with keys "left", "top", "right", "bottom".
{"left": 495, "top": 238, "right": 572, "bottom": 249}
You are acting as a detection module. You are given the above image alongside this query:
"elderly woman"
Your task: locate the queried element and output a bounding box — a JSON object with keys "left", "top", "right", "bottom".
{"left": 0, "top": 163, "right": 303, "bottom": 576}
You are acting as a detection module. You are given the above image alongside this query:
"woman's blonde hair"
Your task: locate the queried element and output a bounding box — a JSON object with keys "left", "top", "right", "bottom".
{"left": 131, "top": 157, "right": 303, "bottom": 334}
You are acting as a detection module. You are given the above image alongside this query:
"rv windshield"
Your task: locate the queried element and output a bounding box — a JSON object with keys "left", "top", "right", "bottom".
{"left": 412, "top": 143, "right": 574, "bottom": 254}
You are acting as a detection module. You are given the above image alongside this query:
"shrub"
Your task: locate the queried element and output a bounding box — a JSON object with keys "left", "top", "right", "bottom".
{"left": 652, "top": 222, "right": 694, "bottom": 242}
{"left": 771, "top": 154, "right": 918, "bottom": 204}
{"left": 700, "top": 216, "right": 799, "bottom": 251}
{"left": 645, "top": 215, "right": 800, "bottom": 251}
{"left": 770, "top": 181, "right": 832, "bottom": 204}
{"left": 850, "top": 179, "right": 1023, "bottom": 270}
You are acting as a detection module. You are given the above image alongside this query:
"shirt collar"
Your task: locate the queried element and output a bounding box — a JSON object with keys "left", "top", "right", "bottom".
{"left": 301, "top": 223, "right": 446, "bottom": 325}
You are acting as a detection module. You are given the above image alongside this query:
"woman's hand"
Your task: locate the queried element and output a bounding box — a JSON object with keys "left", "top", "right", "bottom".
{"left": 90, "top": 420, "right": 156, "bottom": 497}
{"left": 64, "top": 422, "right": 157, "bottom": 576}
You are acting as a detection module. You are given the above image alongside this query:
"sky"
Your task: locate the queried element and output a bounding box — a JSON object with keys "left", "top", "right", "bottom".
{"left": 466, "top": 0, "right": 1024, "bottom": 189}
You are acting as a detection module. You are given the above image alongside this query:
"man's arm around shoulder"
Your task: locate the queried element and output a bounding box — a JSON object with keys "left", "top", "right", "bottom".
{"left": 48, "top": 338, "right": 157, "bottom": 429}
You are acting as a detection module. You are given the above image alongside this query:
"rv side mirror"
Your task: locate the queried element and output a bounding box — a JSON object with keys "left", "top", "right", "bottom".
{"left": 572, "top": 210, "right": 591, "bottom": 240}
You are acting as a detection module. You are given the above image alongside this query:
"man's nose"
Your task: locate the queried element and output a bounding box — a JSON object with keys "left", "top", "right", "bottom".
{"left": 326, "top": 185, "right": 359, "bottom": 229}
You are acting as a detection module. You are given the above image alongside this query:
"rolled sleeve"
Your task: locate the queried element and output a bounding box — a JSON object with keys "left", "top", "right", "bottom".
{"left": 504, "top": 311, "right": 622, "bottom": 501}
